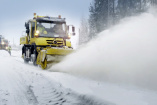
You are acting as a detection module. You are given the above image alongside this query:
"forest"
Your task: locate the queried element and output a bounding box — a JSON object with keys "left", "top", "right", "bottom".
{"left": 79, "top": 0, "right": 157, "bottom": 44}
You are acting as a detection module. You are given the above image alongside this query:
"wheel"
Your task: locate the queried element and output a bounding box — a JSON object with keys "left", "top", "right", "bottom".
{"left": 31, "top": 44, "right": 38, "bottom": 66}
{"left": 23, "top": 47, "right": 29, "bottom": 63}
{"left": 24, "top": 59, "right": 29, "bottom": 63}
{"left": 33, "top": 50, "right": 38, "bottom": 66}
{"left": 23, "top": 46, "right": 30, "bottom": 63}
{"left": 24, "top": 56, "right": 29, "bottom": 63}
{"left": 40, "top": 59, "right": 47, "bottom": 69}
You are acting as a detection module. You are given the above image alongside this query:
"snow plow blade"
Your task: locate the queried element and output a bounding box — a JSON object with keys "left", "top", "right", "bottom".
{"left": 36, "top": 47, "right": 73, "bottom": 69}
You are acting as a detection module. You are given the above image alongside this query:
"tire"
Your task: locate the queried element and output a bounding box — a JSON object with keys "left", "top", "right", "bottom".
{"left": 33, "top": 50, "right": 38, "bottom": 66}
{"left": 23, "top": 46, "right": 29, "bottom": 63}
{"left": 32, "top": 45, "right": 38, "bottom": 66}
{"left": 24, "top": 56, "right": 29, "bottom": 63}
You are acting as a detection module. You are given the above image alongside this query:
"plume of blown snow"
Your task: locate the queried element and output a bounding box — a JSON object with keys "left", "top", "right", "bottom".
{"left": 50, "top": 11, "right": 157, "bottom": 90}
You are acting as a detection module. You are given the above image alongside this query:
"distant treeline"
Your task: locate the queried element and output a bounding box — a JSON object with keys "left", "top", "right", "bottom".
{"left": 79, "top": 0, "right": 157, "bottom": 45}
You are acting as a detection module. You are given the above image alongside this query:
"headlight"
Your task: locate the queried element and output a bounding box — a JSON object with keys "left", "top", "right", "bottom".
{"left": 68, "top": 34, "right": 72, "bottom": 38}
{"left": 35, "top": 30, "right": 40, "bottom": 37}
{"left": 1, "top": 42, "right": 4, "bottom": 45}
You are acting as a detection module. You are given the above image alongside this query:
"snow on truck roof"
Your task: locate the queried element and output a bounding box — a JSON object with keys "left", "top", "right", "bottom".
{"left": 36, "top": 16, "right": 66, "bottom": 23}
{"left": 27, "top": 14, "right": 66, "bottom": 23}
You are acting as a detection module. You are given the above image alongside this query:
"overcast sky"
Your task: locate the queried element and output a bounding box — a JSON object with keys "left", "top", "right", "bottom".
{"left": 0, "top": 0, "right": 92, "bottom": 46}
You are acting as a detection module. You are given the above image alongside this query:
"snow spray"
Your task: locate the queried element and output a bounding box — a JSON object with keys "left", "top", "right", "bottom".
{"left": 50, "top": 10, "right": 157, "bottom": 90}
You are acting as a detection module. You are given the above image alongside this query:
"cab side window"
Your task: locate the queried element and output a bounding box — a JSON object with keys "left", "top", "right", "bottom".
{"left": 31, "top": 22, "right": 35, "bottom": 38}
{"left": 29, "top": 23, "right": 31, "bottom": 38}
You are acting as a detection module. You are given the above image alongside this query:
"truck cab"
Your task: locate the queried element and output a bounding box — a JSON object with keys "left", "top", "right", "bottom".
{"left": 20, "top": 13, "right": 75, "bottom": 69}
{"left": 0, "top": 35, "right": 9, "bottom": 50}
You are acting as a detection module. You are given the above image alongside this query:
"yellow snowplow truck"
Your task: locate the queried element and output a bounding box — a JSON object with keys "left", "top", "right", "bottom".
{"left": 20, "top": 13, "right": 75, "bottom": 69}
{"left": 0, "top": 35, "right": 9, "bottom": 50}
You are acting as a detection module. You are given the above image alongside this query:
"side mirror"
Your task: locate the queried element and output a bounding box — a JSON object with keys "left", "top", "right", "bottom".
{"left": 72, "top": 26, "right": 75, "bottom": 33}
{"left": 67, "top": 25, "right": 76, "bottom": 36}
{"left": 72, "top": 33, "right": 76, "bottom": 36}
{"left": 67, "top": 26, "right": 69, "bottom": 31}
{"left": 26, "top": 29, "right": 29, "bottom": 34}
{"left": 25, "top": 22, "right": 29, "bottom": 29}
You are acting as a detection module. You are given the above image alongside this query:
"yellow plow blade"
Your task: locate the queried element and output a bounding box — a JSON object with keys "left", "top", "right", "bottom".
{"left": 37, "top": 47, "right": 73, "bottom": 69}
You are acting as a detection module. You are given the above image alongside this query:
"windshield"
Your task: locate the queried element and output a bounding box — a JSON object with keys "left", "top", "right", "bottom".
{"left": 36, "top": 22, "right": 67, "bottom": 38}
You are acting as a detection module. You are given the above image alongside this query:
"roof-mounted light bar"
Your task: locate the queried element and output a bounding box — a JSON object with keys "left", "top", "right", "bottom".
{"left": 34, "top": 13, "right": 64, "bottom": 20}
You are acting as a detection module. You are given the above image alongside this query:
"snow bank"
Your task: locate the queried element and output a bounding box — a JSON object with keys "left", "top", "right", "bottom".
{"left": 0, "top": 50, "right": 10, "bottom": 57}
{"left": 50, "top": 11, "right": 157, "bottom": 90}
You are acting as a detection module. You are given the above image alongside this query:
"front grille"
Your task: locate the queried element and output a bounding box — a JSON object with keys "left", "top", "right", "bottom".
{"left": 46, "top": 40, "right": 64, "bottom": 46}
{"left": 46, "top": 40, "right": 54, "bottom": 44}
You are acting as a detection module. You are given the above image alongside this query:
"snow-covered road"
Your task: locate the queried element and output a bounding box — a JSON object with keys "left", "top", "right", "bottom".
{"left": 0, "top": 50, "right": 109, "bottom": 105}
{"left": 0, "top": 50, "right": 157, "bottom": 105}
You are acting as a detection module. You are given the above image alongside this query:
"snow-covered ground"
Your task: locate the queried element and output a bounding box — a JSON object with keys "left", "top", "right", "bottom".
{"left": 1, "top": 12, "right": 157, "bottom": 105}
{"left": 0, "top": 49, "right": 157, "bottom": 105}
{"left": 0, "top": 50, "right": 109, "bottom": 105}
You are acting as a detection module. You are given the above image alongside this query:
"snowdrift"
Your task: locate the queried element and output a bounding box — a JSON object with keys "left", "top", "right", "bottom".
{"left": 0, "top": 50, "right": 10, "bottom": 57}
{"left": 50, "top": 11, "right": 157, "bottom": 90}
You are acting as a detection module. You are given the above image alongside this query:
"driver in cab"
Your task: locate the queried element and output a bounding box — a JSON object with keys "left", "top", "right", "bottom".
{"left": 52, "top": 24, "right": 65, "bottom": 34}
{"left": 37, "top": 23, "right": 47, "bottom": 35}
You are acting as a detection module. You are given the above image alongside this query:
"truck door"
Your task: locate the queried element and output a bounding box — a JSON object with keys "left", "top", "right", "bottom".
{"left": 31, "top": 22, "right": 35, "bottom": 38}
{"left": 26, "top": 22, "right": 31, "bottom": 43}
{"left": 30, "top": 22, "right": 36, "bottom": 44}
